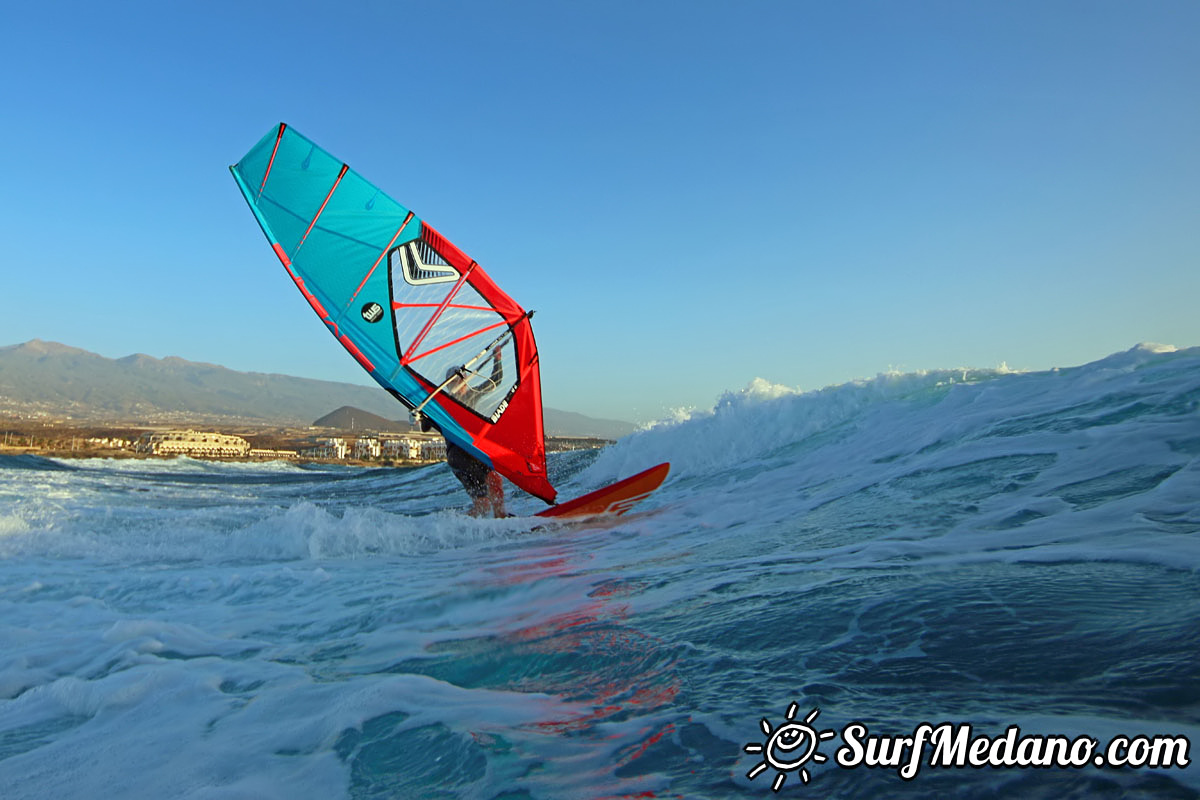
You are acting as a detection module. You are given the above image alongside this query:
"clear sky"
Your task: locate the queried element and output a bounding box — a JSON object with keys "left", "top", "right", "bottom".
{"left": 3, "top": 0, "right": 1197, "bottom": 423}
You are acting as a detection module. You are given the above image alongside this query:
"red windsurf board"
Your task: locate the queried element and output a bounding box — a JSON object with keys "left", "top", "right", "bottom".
{"left": 535, "top": 463, "right": 670, "bottom": 520}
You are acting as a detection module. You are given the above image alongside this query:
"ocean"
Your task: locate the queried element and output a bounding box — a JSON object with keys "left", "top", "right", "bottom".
{"left": 1, "top": 343, "right": 1197, "bottom": 799}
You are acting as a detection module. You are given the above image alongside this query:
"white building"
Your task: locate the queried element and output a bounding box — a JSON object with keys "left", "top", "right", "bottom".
{"left": 353, "top": 437, "right": 381, "bottom": 459}
{"left": 420, "top": 437, "right": 447, "bottom": 461}
{"left": 301, "top": 438, "right": 348, "bottom": 459}
{"left": 381, "top": 437, "right": 421, "bottom": 460}
{"left": 134, "top": 430, "right": 250, "bottom": 458}
{"left": 85, "top": 437, "right": 131, "bottom": 449}
{"left": 249, "top": 448, "right": 299, "bottom": 460}
{"left": 378, "top": 434, "right": 446, "bottom": 462}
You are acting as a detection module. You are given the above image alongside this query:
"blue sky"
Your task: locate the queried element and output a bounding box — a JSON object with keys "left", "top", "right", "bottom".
{"left": 3, "top": 1, "right": 1197, "bottom": 422}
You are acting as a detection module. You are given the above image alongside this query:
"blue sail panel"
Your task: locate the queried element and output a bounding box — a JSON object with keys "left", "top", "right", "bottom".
{"left": 230, "top": 123, "right": 557, "bottom": 502}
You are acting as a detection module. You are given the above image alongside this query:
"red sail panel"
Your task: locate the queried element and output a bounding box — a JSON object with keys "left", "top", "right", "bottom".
{"left": 391, "top": 222, "right": 554, "bottom": 502}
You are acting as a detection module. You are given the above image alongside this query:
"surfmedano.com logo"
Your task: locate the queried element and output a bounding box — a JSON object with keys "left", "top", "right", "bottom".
{"left": 744, "top": 703, "right": 838, "bottom": 791}
{"left": 743, "top": 702, "right": 1192, "bottom": 792}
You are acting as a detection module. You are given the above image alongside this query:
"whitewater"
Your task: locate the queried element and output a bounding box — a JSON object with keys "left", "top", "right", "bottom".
{"left": 1, "top": 344, "right": 1197, "bottom": 799}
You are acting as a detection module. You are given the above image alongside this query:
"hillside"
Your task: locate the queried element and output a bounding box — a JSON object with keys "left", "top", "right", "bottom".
{"left": 313, "top": 406, "right": 415, "bottom": 433}
{"left": 0, "top": 340, "right": 637, "bottom": 437}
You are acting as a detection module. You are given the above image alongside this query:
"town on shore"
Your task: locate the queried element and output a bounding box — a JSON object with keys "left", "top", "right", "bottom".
{"left": 0, "top": 420, "right": 613, "bottom": 467}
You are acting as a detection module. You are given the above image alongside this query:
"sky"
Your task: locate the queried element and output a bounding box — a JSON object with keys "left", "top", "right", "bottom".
{"left": 2, "top": 0, "right": 1197, "bottom": 423}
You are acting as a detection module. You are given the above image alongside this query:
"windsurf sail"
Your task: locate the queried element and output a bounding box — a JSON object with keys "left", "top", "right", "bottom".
{"left": 230, "top": 123, "right": 556, "bottom": 503}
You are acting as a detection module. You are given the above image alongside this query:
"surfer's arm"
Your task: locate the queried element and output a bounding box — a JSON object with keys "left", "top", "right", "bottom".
{"left": 472, "top": 349, "right": 503, "bottom": 393}
{"left": 489, "top": 348, "right": 504, "bottom": 388}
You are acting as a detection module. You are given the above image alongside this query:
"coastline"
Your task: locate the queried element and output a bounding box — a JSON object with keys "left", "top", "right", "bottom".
{"left": 0, "top": 446, "right": 432, "bottom": 470}
{"left": 0, "top": 418, "right": 612, "bottom": 468}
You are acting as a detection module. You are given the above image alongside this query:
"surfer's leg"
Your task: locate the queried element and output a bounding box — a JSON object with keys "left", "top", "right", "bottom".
{"left": 446, "top": 443, "right": 491, "bottom": 514}
{"left": 486, "top": 471, "right": 506, "bottom": 518}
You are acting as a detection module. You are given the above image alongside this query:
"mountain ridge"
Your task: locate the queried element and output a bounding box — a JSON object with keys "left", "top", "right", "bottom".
{"left": 0, "top": 340, "right": 636, "bottom": 438}
{"left": 313, "top": 406, "right": 415, "bottom": 433}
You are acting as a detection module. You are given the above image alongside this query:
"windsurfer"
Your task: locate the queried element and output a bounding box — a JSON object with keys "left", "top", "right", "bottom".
{"left": 423, "top": 351, "right": 507, "bottom": 517}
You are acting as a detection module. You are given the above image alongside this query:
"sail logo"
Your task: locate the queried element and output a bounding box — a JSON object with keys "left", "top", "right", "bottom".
{"left": 360, "top": 302, "right": 384, "bottom": 323}
{"left": 390, "top": 240, "right": 461, "bottom": 286}
{"left": 488, "top": 383, "right": 520, "bottom": 423}
{"left": 606, "top": 491, "right": 656, "bottom": 516}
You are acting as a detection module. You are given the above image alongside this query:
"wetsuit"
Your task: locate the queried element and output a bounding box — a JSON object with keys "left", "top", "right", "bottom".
{"left": 445, "top": 441, "right": 489, "bottom": 499}
{"left": 421, "top": 355, "right": 504, "bottom": 499}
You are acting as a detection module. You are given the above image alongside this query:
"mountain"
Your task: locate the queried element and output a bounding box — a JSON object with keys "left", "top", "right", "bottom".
{"left": 310, "top": 405, "right": 635, "bottom": 439}
{"left": 313, "top": 406, "right": 414, "bottom": 433}
{"left": 542, "top": 408, "right": 637, "bottom": 439}
{"left": 0, "top": 340, "right": 637, "bottom": 437}
{"left": 0, "top": 339, "right": 404, "bottom": 424}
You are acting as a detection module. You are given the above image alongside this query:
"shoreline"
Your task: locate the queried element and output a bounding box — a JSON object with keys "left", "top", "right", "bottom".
{"left": 0, "top": 444, "right": 434, "bottom": 470}
{"left": 0, "top": 419, "right": 612, "bottom": 468}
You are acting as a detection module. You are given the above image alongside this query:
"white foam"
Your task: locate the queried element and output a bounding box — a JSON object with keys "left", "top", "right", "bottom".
{"left": 1, "top": 344, "right": 1197, "bottom": 798}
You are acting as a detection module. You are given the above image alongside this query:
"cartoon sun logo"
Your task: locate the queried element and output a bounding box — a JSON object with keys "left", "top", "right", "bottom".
{"left": 744, "top": 703, "right": 837, "bottom": 792}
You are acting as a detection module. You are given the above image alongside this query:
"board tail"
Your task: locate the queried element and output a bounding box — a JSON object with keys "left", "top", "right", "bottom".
{"left": 537, "top": 463, "right": 670, "bottom": 519}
